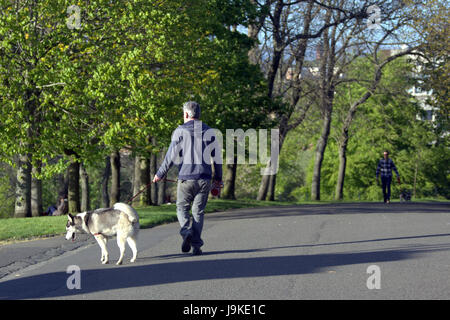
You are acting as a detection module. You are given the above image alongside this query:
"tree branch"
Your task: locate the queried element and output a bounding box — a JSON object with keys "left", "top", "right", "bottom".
{"left": 35, "top": 82, "right": 66, "bottom": 89}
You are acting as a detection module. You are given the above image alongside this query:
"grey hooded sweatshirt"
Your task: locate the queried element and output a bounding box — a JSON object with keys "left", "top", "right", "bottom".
{"left": 156, "top": 120, "right": 222, "bottom": 181}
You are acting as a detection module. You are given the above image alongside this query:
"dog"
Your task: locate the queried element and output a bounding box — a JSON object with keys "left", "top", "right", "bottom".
{"left": 65, "top": 202, "right": 139, "bottom": 265}
{"left": 400, "top": 189, "right": 411, "bottom": 202}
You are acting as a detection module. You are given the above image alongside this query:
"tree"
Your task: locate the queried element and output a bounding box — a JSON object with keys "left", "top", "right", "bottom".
{"left": 334, "top": 46, "right": 417, "bottom": 200}
{"left": 306, "top": 0, "right": 416, "bottom": 200}
{"left": 409, "top": 0, "right": 449, "bottom": 138}
{"left": 319, "top": 57, "right": 434, "bottom": 200}
{"left": 0, "top": 0, "right": 84, "bottom": 215}
{"left": 247, "top": 0, "right": 398, "bottom": 201}
{"left": 1, "top": 0, "right": 271, "bottom": 214}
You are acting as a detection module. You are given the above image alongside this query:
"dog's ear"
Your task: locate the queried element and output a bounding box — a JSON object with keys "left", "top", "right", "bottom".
{"left": 68, "top": 213, "right": 74, "bottom": 222}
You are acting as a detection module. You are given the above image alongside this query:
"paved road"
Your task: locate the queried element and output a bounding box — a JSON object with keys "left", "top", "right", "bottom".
{"left": 0, "top": 202, "right": 449, "bottom": 300}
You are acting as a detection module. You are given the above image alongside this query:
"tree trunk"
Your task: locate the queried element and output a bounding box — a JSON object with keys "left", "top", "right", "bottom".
{"left": 413, "top": 161, "right": 418, "bottom": 198}
{"left": 133, "top": 156, "right": 151, "bottom": 206}
{"left": 222, "top": 163, "right": 237, "bottom": 200}
{"left": 266, "top": 174, "right": 278, "bottom": 201}
{"left": 132, "top": 156, "right": 142, "bottom": 207}
{"left": 68, "top": 159, "right": 80, "bottom": 214}
{"left": 335, "top": 142, "right": 347, "bottom": 201}
{"left": 222, "top": 150, "right": 237, "bottom": 200}
{"left": 110, "top": 151, "right": 121, "bottom": 206}
{"left": 150, "top": 152, "right": 158, "bottom": 205}
{"left": 257, "top": 160, "right": 271, "bottom": 201}
{"left": 57, "top": 170, "right": 69, "bottom": 199}
{"left": 311, "top": 109, "right": 332, "bottom": 201}
{"left": 15, "top": 88, "right": 37, "bottom": 218}
{"left": 31, "top": 160, "right": 43, "bottom": 217}
{"left": 266, "top": 128, "right": 286, "bottom": 201}
{"left": 14, "top": 154, "right": 32, "bottom": 218}
{"left": 157, "top": 149, "right": 167, "bottom": 205}
{"left": 265, "top": 0, "right": 284, "bottom": 99}
{"left": 101, "top": 156, "right": 111, "bottom": 208}
{"left": 257, "top": 126, "right": 285, "bottom": 201}
{"left": 80, "top": 163, "right": 90, "bottom": 212}
{"left": 157, "top": 178, "right": 166, "bottom": 205}
{"left": 335, "top": 122, "right": 351, "bottom": 201}
{"left": 247, "top": 0, "right": 268, "bottom": 65}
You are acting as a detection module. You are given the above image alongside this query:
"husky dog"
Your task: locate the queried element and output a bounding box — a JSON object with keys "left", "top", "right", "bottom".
{"left": 65, "top": 202, "right": 139, "bottom": 265}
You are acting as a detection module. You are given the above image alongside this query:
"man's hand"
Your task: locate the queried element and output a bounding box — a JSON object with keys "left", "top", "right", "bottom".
{"left": 152, "top": 175, "right": 162, "bottom": 183}
{"left": 213, "top": 180, "right": 223, "bottom": 188}
{"left": 376, "top": 178, "right": 380, "bottom": 186}
{"left": 211, "top": 180, "right": 223, "bottom": 196}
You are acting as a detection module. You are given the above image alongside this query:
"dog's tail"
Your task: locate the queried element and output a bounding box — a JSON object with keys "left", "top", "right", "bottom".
{"left": 113, "top": 202, "right": 139, "bottom": 223}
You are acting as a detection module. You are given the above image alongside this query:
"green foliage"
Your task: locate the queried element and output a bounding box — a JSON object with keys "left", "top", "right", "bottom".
{"left": 275, "top": 127, "right": 314, "bottom": 201}
{"left": 267, "top": 55, "right": 449, "bottom": 201}
{"left": 320, "top": 57, "right": 449, "bottom": 200}
{"left": 0, "top": 0, "right": 266, "bottom": 172}
{"left": 0, "top": 0, "right": 448, "bottom": 215}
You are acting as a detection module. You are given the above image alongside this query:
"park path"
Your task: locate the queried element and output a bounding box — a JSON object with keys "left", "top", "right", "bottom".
{"left": 0, "top": 202, "right": 449, "bottom": 300}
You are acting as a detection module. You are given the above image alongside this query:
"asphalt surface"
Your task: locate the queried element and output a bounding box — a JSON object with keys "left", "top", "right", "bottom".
{"left": 0, "top": 202, "right": 449, "bottom": 300}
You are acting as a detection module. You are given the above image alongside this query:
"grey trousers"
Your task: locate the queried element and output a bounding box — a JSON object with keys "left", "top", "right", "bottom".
{"left": 176, "top": 179, "right": 212, "bottom": 248}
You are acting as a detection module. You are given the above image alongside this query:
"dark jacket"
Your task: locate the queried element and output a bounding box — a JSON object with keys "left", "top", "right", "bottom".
{"left": 156, "top": 120, "right": 222, "bottom": 181}
{"left": 376, "top": 158, "right": 399, "bottom": 178}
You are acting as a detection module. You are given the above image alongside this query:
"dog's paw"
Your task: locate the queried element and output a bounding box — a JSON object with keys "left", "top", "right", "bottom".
{"left": 116, "top": 260, "right": 123, "bottom": 265}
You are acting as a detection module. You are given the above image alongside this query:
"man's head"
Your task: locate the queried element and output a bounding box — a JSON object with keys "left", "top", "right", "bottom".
{"left": 183, "top": 101, "right": 201, "bottom": 122}
{"left": 383, "top": 150, "right": 389, "bottom": 159}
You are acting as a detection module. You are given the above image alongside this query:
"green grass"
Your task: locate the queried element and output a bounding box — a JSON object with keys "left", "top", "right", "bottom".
{"left": 0, "top": 215, "right": 68, "bottom": 242}
{"left": 0, "top": 199, "right": 296, "bottom": 242}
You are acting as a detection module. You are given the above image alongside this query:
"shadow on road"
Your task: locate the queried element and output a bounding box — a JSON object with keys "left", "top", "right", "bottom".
{"left": 1, "top": 202, "right": 448, "bottom": 299}
{"left": 150, "top": 233, "right": 450, "bottom": 260}
{"left": 208, "top": 202, "right": 450, "bottom": 221}
{"left": 2, "top": 242, "right": 449, "bottom": 299}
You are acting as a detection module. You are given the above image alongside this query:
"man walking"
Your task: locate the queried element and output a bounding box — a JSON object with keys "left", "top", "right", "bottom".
{"left": 152, "top": 101, "right": 222, "bottom": 255}
{"left": 376, "top": 150, "right": 400, "bottom": 203}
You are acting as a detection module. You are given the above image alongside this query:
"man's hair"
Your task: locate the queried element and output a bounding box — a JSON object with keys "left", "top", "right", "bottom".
{"left": 383, "top": 150, "right": 389, "bottom": 155}
{"left": 183, "top": 101, "right": 201, "bottom": 119}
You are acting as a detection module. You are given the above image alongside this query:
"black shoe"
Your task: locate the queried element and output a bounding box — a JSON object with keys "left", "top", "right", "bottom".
{"left": 181, "top": 233, "right": 192, "bottom": 253}
{"left": 192, "top": 247, "right": 202, "bottom": 256}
